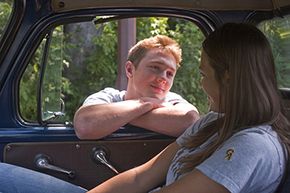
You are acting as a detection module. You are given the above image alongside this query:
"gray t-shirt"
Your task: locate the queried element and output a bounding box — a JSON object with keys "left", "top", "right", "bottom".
{"left": 166, "top": 111, "right": 286, "bottom": 193}
{"left": 83, "top": 87, "right": 189, "bottom": 106}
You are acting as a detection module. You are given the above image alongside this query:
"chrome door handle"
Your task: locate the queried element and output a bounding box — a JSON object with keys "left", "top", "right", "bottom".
{"left": 92, "top": 148, "right": 119, "bottom": 174}
{"left": 34, "top": 154, "right": 75, "bottom": 178}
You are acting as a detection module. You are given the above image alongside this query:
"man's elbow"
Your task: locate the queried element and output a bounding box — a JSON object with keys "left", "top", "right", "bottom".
{"left": 73, "top": 114, "right": 95, "bottom": 140}
{"left": 74, "top": 115, "right": 111, "bottom": 140}
{"left": 74, "top": 121, "right": 91, "bottom": 139}
{"left": 172, "top": 110, "right": 200, "bottom": 137}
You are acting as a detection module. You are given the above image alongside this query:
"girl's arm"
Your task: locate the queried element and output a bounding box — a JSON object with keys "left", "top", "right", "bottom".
{"left": 87, "top": 142, "right": 180, "bottom": 193}
{"left": 154, "top": 169, "right": 230, "bottom": 193}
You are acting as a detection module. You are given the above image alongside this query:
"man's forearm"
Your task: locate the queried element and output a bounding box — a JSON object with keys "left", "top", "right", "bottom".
{"left": 73, "top": 100, "right": 154, "bottom": 139}
{"left": 130, "top": 106, "right": 199, "bottom": 137}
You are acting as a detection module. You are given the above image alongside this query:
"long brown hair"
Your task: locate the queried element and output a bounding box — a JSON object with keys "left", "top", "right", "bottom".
{"left": 178, "top": 23, "right": 290, "bottom": 174}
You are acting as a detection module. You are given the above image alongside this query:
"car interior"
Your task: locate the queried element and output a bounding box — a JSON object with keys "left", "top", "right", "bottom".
{"left": 0, "top": 0, "right": 290, "bottom": 192}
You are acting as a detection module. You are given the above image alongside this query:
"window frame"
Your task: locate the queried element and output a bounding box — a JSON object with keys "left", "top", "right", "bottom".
{"left": 16, "top": 8, "right": 215, "bottom": 131}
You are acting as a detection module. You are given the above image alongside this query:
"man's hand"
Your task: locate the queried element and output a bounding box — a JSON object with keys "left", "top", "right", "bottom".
{"left": 140, "top": 97, "right": 173, "bottom": 108}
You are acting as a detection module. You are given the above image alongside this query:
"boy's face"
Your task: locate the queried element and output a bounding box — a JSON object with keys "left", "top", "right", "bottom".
{"left": 126, "top": 48, "right": 177, "bottom": 100}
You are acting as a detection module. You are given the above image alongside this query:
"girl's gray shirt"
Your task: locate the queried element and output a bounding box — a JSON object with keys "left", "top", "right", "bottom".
{"left": 166, "top": 111, "right": 286, "bottom": 193}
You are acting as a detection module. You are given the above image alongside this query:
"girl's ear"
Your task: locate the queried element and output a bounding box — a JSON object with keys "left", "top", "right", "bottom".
{"left": 223, "top": 70, "right": 230, "bottom": 84}
{"left": 125, "top": 61, "right": 135, "bottom": 78}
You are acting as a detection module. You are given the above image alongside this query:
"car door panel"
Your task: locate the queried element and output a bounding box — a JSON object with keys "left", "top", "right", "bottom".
{"left": 3, "top": 139, "right": 173, "bottom": 189}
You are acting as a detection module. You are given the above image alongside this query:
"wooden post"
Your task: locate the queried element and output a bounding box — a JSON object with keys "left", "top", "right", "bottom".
{"left": 116, "top": 18, "right": 136, "bottom": 90}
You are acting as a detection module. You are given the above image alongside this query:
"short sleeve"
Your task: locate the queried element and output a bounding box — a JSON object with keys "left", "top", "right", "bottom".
{"left": 196, "top": 127, "right": 285, "bottom": 193}
{"left": 165, "top": 92, "right": 189, "bottom": 105}
{"left": 176, "top": 112, "right": 219, "bottom": 146}
{"left": 82, "top": 87, "right": 125, "bottom": 106}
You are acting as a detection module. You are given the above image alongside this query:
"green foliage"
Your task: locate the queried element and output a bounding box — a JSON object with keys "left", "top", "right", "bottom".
{"left": 62, "top": 22, "right": 118, "bottom": 120}
{"left": 59, "top": 18, "right": 203, "bottom": 121}
{"left": 57, "top": 17, "right": 207, "bottom": 121}
{"left": 258, "top": 17, "right": 290, "bottom": 88}
{"left": 86, "top": 22, "right": 118, "bottom": 89}
{"left": 20, "top": 27, "right": 65, "bottom": 121}
{"left": 17, "top": 14, "right": 290, "bottom": 123}
{"left": 0, "top": 0, "right": 12, "bottom": 39}
{"left": 19, "top": 40, "right": 44, "bottom": 121}
{"left": 0, "top": 0, "right": 287, "bottom": 124}
{"left": 166, "top": 19, "right": 208, "bottom": 114}
{"left": 42, "top": 27, "right": 64, "bottom": 120}
{"left": 137, "top": 17, "right": 169, "bottom": 39}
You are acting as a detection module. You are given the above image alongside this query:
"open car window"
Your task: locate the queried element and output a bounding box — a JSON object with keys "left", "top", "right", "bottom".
{"left": 19, "top": 16, "right": 207, "bottom": 127}
{"left": 258, "top": 14, "right": 290, "bottom": 89}
{"left": 0, "top": 0, "right": 13, "bottom": 40}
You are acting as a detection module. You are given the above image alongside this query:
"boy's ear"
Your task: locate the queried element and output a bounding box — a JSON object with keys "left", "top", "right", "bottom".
{"left": 125, "top": 61, "right": 135, "bottom": 78}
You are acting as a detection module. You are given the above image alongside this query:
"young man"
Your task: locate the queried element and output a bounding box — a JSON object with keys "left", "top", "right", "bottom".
{"left": 73, "top": 35, "right": 199, "bottom": 139}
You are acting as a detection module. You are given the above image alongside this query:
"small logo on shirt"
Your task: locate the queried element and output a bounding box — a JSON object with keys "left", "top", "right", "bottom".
{"left": 225, "top": 148, "right": 235, "bottom": 160}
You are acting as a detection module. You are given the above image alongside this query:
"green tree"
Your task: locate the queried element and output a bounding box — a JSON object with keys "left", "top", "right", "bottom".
{"left": 259, "top": 18, "right": 290, "bottom": 88}
{"left": 0, "top": 0, "right": 13, "bottom": 39}
{"left": 18, "top": 15, "right": 290, "bottom": 122}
